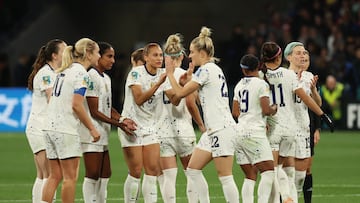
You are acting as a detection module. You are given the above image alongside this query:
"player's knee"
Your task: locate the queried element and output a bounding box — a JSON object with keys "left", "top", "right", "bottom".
{"left": 129, "top": 167, "right": 143, "bottom": 178}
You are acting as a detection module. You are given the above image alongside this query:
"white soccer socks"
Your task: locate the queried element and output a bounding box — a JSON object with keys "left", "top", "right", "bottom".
{"left": 219, "top": 175, "right": 239, "bottom": 203}
{"left": 162, "top": 168, "right": 178, "bottom": 203}
{"left": 82, "top": 177, "right": 97, "bottom": 203}
{"left": 97, "top": 178, "right": 109, "bottom": 203}
{"left": 258, "top": 171, "right": 275, "bottom": 203}
{"left": 241, "top": 178, "right": 255, "bottom": 203}
{"left": 142, "top": 174, "right": 157, "bottom": 203}
{"left": 186, "top": 168, "right": 210, "bottom": 203}
{"left": 124, "top": 174, "right": 140, "bottom": 203}
{"left": 32, "top": 177, "right": 43, "bottom": 203}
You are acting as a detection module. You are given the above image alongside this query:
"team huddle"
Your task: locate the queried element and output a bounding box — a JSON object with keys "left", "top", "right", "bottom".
{"left": 25, "top": 27, "right": 334, "bottom": 203}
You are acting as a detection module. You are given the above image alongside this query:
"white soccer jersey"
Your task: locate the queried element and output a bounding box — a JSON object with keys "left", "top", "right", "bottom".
{"left": 121, "top": 65, "right": 165, "bottom": 137}
{"left": 259, "top": 67, "right": 301, "bottom": 129}
{"left": 45, "top": 63, "right": 90, "bottom": 135}
{"left": 159, "top": 67, "right": 196, "bottom": 138}
{"left": 192, "top": 62, "right": 235, "bottom": 133}
{"left": 26, "top": 64, "right": 57, "bottom": 135}
{"left": 233, "top": 76, "right": 270, "bottom": 134}
{"left": 79, "top": 68, "right": 112, "bottom": 145}
{"left": 293, "top": 70, "right": 313, "bottom": 129}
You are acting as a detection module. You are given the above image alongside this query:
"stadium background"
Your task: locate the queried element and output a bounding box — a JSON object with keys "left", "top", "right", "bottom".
{"left": 0, "top": 0, "right": 360, "bottom": 202}
{"left": 1, "top": 0, "right": 360, "bottom": 132}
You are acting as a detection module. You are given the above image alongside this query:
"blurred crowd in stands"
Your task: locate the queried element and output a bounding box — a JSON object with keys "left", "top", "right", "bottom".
{"left": 1, "top": 0, "right": 359, "bottom": 129}
{"left": 216, "top": 0, "right": 360, "bottom": 129}
{"left": 218, "top": 0, "right": 360, "bottom": 100}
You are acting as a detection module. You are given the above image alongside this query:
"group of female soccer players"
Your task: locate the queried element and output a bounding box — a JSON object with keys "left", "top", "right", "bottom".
{"left": 25, "top": 26, "right": 334, "bottom": 203}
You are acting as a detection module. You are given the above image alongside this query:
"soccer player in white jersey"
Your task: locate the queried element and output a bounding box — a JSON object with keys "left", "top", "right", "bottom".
{"left": 300, "top": 51, "right": 322, "bottom": 203}
{"left": 119, "top": 43, "right": 166, "bottom": 203}
{"left": 79, "top": 42, "right": 136, "bottom": 203}
{"left": 26, "top": 39, "right": 66, "bottom": 203}
{"left": 260, "top": 42, "right": 333, "bottom": 203}
{"left": 165, "top": 27, "right": 239, "bottom": 203}
{"left": 158, "top": 33, "right": 206, "bottom": 203}
{"left": 232, "top": 54, "right": 277, "bottom": 203}
{"left": 131, "top": 48, "right": 145, "bottom": 67}
{"left": 283, "top": 42, "right": 322, "bottom": 201}
{"left": 41, "top": 38, "right": 101, "bottom": 203}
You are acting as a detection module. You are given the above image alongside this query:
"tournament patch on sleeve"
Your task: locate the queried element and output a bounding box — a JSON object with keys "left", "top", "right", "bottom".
{"left": 131, "top": 71, "right": 139, "bottom": 80}
{"left": 42, "top": 75, "right": 51, "bottom": 85}
{"left": 82, "top": 76, "right": 90, "bottom": 87}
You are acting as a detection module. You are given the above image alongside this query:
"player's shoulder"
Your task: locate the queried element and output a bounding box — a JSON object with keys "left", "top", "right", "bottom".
{"left": 37, "top": 64, "right": 54, "bottom": 74}
{"left": 251, "top": 77, "right": 268, "bottom": 88}
{"left": 88, "top": 67, "right": 104, "bottom": 77}
{"left": 281, "top": 67, "right": 297, "bottom": 77}
{"left": 132, "top": 65, "right": 145, "bottom": 71}
{"left": 302, "top": 70, "right": 314, "bottom": 78}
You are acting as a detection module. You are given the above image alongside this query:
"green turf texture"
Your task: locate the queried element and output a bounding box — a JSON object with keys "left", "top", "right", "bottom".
{"left": 0, "top": 130, "right": 359, "bottom": 202}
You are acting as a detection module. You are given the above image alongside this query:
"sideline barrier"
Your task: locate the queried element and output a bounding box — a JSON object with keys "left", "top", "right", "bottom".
{"left": 347, "top": 103, "right": 360, "bottom": 129}
{"left": 0, "top": 88, "right": 32, "bottom": 132}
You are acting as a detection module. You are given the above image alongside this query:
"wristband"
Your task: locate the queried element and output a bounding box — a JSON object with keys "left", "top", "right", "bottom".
{"left": 119, "top": 116, "right": 127, "bottom": 123}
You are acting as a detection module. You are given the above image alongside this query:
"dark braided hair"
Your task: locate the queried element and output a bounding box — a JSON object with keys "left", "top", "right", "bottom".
{"left": 260, "top": 42, "right": 282, "bottom": 89}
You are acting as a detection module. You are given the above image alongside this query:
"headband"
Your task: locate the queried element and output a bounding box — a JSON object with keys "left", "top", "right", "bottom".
{"left": 269, "top": 46, "right": 282, "bottom": 60}
{"left": 240, "top": 64, "right": 250, "bottom": 69}
{"left": 164, "top": 51, "right": 183, "bottom": 57}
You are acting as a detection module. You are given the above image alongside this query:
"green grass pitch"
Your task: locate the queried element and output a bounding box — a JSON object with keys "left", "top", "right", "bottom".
{"left": 0, "top": 130, "right": 359, "bottom": 202}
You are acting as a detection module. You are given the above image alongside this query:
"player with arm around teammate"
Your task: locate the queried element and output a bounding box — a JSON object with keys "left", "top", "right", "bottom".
{"left": 158, "top": 33, "right": 206, "bottom": 203}
{"left": 165, "top": 26, "right": 239, "bottom": 203}
{"left": 79, "top": 42, "right": 136, "bottom": 203}
{"left": 41, "top": 38, "right": 101, "bottom": 203}
{"left": 26, "top": 39, "right": 66, "bottom": 203}
{"left": 119, "top": 43, "right": 166, "bottom": 203}
{"left": 232, "top": 54, "right": 277, "bottom": 203}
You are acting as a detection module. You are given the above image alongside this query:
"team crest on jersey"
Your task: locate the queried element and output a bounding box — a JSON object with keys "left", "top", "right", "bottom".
{"left": 42, "top": 76, "right": 51, "bottom": 85}
{"left": 131, "top": 72, "right": 139, "bottom": 80}
{"left": 83, "top": 76, "right": 90, "bottom": 86}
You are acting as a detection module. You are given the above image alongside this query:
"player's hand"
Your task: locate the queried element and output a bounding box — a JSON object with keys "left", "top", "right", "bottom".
{"left": 180, "top": 62, "right": 195, "bottom": 86}
{"left": 270, "top": 104, "right": 277, "bottom": 116}
{"left": 122, "top": 118, "right": 137, "bottom": 131}
{"left": 314, "top": 129, "right": 320, "bottom": 145}
{"left": 199, "top": 125, "right": 206, "bottom": 134}
{"left": 118, "top": 117, "right": 137, "bottom": 136}
{"left": 90, "top": 129, "right": 101, "bottom": 142}
{"left": 165, "top": 56, "right": 175, "bottom": 74}
{"left": 310, "top": 75, "right": 319, "bottom": 90}
{"left": 157, "top": 73, "right": 167, "bottom": 86}
{"left": 321, "top": 113, "right": 334, "bottom": 132}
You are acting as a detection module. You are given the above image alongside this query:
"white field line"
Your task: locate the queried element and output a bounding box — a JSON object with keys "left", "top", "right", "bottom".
{"left": 0, "top": 183, "right": 359, "bottom": 202}
{"left": 1, "top": 194, "right": 360, "bottom": 202}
